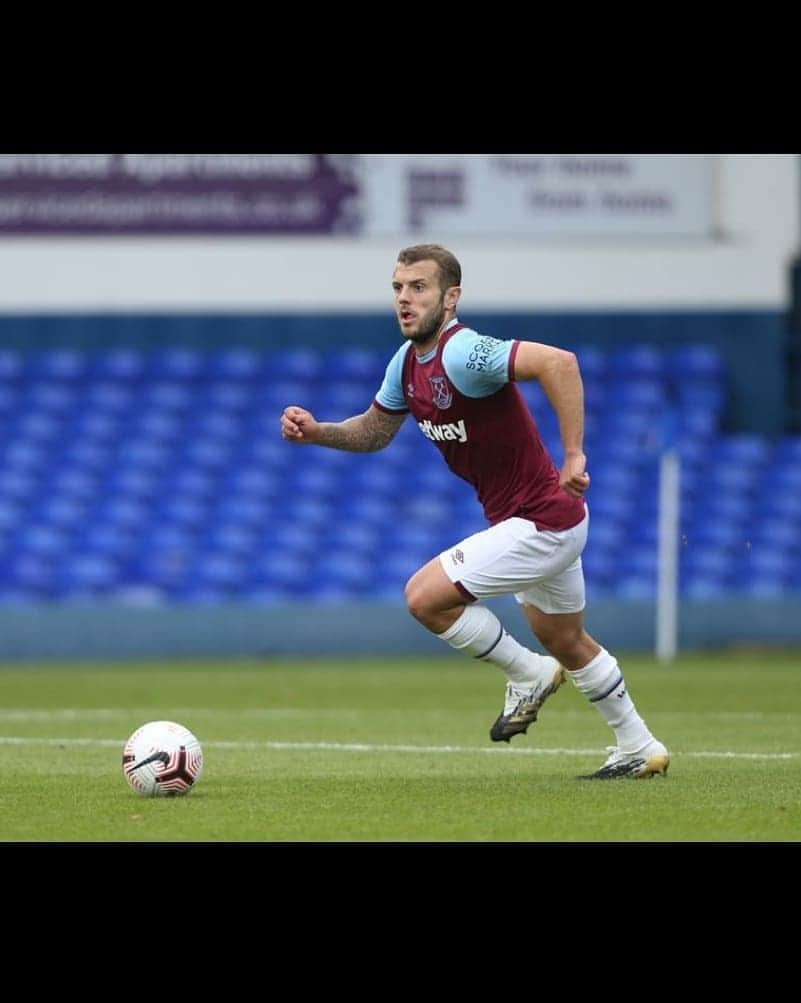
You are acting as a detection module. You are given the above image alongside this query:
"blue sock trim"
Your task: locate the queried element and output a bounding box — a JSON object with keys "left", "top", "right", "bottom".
{"left": 589, "top": 673, "right": 624, "bottom": 703}
{"left": 475, "top": 626, "right": 504, "bottom": 660}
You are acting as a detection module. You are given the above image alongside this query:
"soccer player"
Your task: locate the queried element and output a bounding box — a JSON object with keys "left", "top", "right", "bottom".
{"left": 280, "top": 244, "right": 669, "bottom": 779}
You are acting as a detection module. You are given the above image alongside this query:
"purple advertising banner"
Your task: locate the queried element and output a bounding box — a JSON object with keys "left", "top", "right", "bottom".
{"left": 0, "top": 154, "right": 362, "bottom": 234}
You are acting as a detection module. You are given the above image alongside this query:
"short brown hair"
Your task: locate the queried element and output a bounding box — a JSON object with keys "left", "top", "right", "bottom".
{"left": 396, "top": 244, "right": 461, "bottom": 292}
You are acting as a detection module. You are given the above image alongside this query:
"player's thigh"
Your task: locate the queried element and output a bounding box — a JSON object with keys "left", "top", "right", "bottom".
{"left": 405, "top": 556, "right": 465, "bottom": 613}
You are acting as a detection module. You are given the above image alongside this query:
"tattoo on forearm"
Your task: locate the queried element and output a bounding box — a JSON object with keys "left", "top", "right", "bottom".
{"left": 319, "top": 408, "right": 405, "bottom": 452}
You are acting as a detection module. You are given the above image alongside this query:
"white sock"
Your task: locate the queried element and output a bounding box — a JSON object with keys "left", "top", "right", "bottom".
{"left": 437, "top": 605, "right": 554, "bottom": 685}
{"left": 568, "top": 647, "right": 654, "bottom": 753}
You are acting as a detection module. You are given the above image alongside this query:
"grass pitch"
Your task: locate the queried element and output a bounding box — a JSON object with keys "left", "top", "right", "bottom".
{"left": 1, "top": 651, "right": 799, "bottom": 842}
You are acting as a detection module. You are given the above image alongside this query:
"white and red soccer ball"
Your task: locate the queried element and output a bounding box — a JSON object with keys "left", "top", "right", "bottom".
{"left": 122, "top": 720, "right": 204, "bottom": 797}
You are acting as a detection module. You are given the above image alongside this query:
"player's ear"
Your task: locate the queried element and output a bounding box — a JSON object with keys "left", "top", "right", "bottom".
{"left": 446, "top": 286, "right": 461, "bottom": 310}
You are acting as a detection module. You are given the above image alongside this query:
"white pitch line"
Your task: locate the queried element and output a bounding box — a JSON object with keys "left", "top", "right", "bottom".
{"left": 0, "top": 736, "right": 797, "bottom": 760}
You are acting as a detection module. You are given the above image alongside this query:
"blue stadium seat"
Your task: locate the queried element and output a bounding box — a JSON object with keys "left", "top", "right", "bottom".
{"left": 105, "top": 468, "right": 162, "bottom": 501}
{"left": 736, "top": 575, "right": 788, "bottom": 597}
{"left": 338, "top": 495, "right": 394, "bottom": 526}
{"left": 2, "top": 441, "right": 48, "bottom": 473}
{"left": 86, "top": 383, "right": 136, "bottom": 414}
{"left": 761, "top": 495, "right": 801, "bottom": 525}
{"left": 678, "top": 408, "right": 718, "bottom": 440}
{"left": 608, "top": 379, "right": 664, "bottom": 410}
{"left": 257, "top": 380, "right": 317, "bottom": 411}
{"left": 707, "top": 465, "right": 762, "bottom": 495}
{"left": 677, "top": 383, "right": 725, "bottom": 412}
{"left": 688, "top": 521, "right": 747, "bottom": 550}
{"left": 621, "top": 550, "right": 659, "bottom": 578}
{"left": 28, "top": 350, "right": 87, "bottom": 382}
{"left": 6, "top": 554, "right": 57, "bottom": 595}
{"left": 0, "top": 350, "right": 24, "bottom": 382}
{"left": 249, "top": 553, "right": 311, "bottom": 589}
{"left": 773, "top": 436, "right": 801, "bottom": 465}
{"left": 314, "top": 552, "right": 372, "bottom": 589}
{"left": 204, "top": 524, "right": 258, "bottom": 556}
{"left": 694, "top": 493, "right": 752, "bottom": 524}
{"left": 95, "top": 498, "right": 152, "bottom": 530}
{"left": 0, "top": 386, "right": 19, "bottom": 416}
{"left": 322, "top": 347, "right": 386, "bottom": 383}
{"left": 581, "top": 549, "right": 617, "bottom": 587}
{"left": 56, "top": 555, "right": 120, "bottom": 596}
{"left": 583, "top": 381, "right": 607, "bottom": 412}
{"left": 749, "top": 520, "right": 801, "bottom": 552}
{"left": 213, "top": 496, "right": 271, "bottom": 528}
{"left": 600, "top": 409, "right": 655, "bottom": 439}
{"left": 333, "top": 523, "right": 380, "bottom": 555}
{"left": 317, "top": 382, "right": 372, "bottom": 418}
{"left": 0, "top": 470, "right": 38, "bottom": 503}
{"left": 189, "top": 411, "right": 244, "bottom": 443}
{"left": 80, "top": 524, "right": 138, "bottom": 560}
{"left": 283, "top": 348, "right": 323, "bottom": 383}
{"left": 716, "top": 435, "right": 772, "bottom": 466}
{"left": 189, "top": 553, "right": 247, "bottom": 590}
{"left": 130, "top": 411, "right": 185, "bottom": 443}
{"left": 381, "top": 552, "right": 424, "bottom": 587}
{"left": 36, "top": 497, "right": 87, "bottom": 530}
{"left": 90, "top": 349, "right": 146, "bottom": 381}
{"left": 11, "top": 412, "right": 63, "bottom": 443}
{"left": 616, "top": 575, "right": 655, "bottom": 599}
{"left": 141, "top": 382, "right": 195, "bottom": 413}
{"left": 667, "top": 344, "right": 724, "bottom": 381}
{"left": 747, "top": 549, "right": 795, "bottom": 579}
{"left": 202, "top": 382, "right": 254, "bottom": 413}
{"left": 72, "top": 412, "right": 122, "bottom": 442}
{"left": 156, "top": 497, "right": 209, "bottom": 530}
{"left": 16, "top": 525, "right": 71, "bottom": 558}
{"left": 149, "top": 347, "right": 205, "bottom": 381}
{"left": 772, "top": 467, "right": 801, "bottom": 492}
{"left": 285, "top": 466, "right": 342, "bottom": 498}
{"left": 25, "top": 383, "right": 78, "bottom": 414}
{"left": 208, "top": 347, "right": 263, "bottom": 380}
{"left": 684, "top": 576, "right": 730, "bottom": 599}
{"left": 180, "top": 439, "right": 233, "bottom": 471}
{"left": 681, "top": 546, "right": 736, "bottom": 579}
{"left": 610, "top": 345, "right": 664, "bottom": 380}
{"left": 49, "top": 470, "right": 98, "bottom": 502}
{"left": 574, "top": 345, "right": 608, "bottom": 380}
{"left": 260, "top": 525, "right": 321, "bottom": 559}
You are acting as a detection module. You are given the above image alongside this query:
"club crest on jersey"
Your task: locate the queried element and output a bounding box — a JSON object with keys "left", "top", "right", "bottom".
{"left": 429, "top": 375, "right": 453, "bottom": 410}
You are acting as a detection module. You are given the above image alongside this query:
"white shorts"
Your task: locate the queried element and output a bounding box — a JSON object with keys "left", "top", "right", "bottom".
{"left": 438, "top": 508, "right": 588, "bottom": 614}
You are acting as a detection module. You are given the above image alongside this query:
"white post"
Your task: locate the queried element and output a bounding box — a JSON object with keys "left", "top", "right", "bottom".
{"left": 656, "top": 448, "right": 680, "bottom": 663}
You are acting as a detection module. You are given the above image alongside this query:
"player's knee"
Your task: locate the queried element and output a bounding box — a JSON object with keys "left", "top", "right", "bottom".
{"left": 404, "top": 574, "right": 428, "bottom": 621}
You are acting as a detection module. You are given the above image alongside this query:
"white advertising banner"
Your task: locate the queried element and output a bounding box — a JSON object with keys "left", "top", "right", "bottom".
{"left": 360, "top": 154, "right": 714, "bottom": 238}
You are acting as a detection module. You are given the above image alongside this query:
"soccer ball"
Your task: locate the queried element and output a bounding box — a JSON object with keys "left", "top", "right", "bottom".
{"left": 122, "top": 720, "right": 204, "bottom": 797}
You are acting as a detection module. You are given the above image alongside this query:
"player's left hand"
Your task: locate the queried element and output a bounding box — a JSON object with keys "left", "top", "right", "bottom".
{"left": 560, "top": 453, "right": 590, "bottom": 497}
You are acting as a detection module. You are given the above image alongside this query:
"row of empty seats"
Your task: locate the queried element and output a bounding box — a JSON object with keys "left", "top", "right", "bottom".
{"left": 0, "top": 342, "right": 795, "bottom": 602}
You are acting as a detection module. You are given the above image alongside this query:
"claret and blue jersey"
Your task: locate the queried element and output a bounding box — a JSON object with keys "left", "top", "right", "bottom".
{"left": 373, "top": 319, "right": 585, "bottom": 531}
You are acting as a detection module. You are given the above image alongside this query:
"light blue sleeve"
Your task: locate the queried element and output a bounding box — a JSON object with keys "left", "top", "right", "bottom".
{"left": 442, "top": 328, "right": 516, "bottom": 398}
{"left": 374, "top": 342, "right": 411, "bottom": 412}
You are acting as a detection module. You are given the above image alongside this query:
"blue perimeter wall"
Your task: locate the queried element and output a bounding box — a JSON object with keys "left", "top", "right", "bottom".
{"left": 1, "top": 598, "right": 801, "bottom": 662}
{"left": 0, "top": 308, "right": 796, "bottom": 659}
{"left": 0, "top": 308, "right": 787, "bottom": 434}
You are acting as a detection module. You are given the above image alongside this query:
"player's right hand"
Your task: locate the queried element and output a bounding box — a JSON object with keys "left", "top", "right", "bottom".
{"left": 281, "top": 405, "right": 319, "bottom": 443}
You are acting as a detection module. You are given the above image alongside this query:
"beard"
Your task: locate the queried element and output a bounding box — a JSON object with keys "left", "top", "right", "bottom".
{"left": 403, "top": 299, "right": 447, "bottom": 345}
